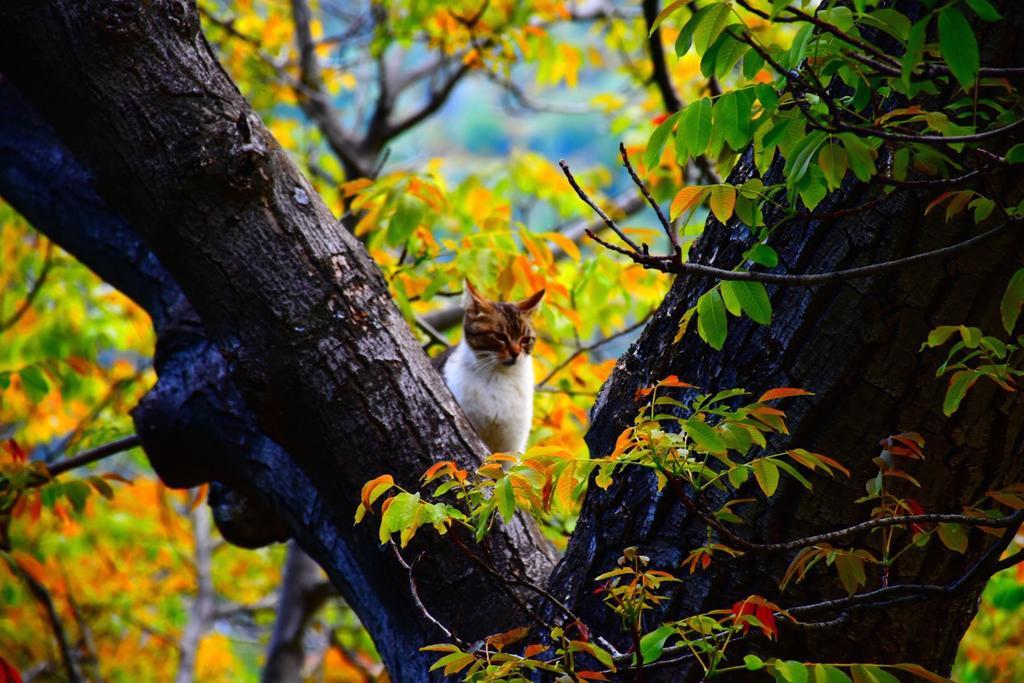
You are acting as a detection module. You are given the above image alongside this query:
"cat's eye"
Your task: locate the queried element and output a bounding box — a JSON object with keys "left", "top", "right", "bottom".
{"left": 494, "top": 332, "right": 510, "bottom": 343}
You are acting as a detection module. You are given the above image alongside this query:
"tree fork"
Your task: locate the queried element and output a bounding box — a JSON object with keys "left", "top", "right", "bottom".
{"left": 0, "top": 2, "right": 553, "bottom": 679}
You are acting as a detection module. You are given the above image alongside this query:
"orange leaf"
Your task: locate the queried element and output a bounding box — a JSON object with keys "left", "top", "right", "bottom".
{"left": 361, "top": 475, "right": 395, "bottom": 509}
{"left": 670, "top": 186, "right": 708, "bottom": 220}
{"left": 188, "top": 484, "right": 208, "bottom": 512}
{"left": 659, "top": 375, "right": 695, "bottom": 388}
{"left": 341, "top": 178, "right": 373, "bottom": 197}
{"left": 758, "top": 387, "right": 813, "bottom": 402}
{"left": 11, "top": 550, "right": 48, "bottom": 585}
{"left": 524, "top": 643, "right": 549, "bottom": 658}
{"left": 578, "top": 673, "right": 609, "bottom": 681}
{"left": 422, "top": 461, "right": 454, "bottom": 482}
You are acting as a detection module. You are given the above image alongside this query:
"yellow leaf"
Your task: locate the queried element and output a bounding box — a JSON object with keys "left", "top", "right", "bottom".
{"left": 708, "top": 185, "right": 736, "bottom": 223}
{"left": 541, "top": 231, "right": 581, "bottom": 262}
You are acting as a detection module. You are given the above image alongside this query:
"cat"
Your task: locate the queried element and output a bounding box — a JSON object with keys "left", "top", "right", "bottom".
{"left": 432, "top": 281, "right": 545, "bottom": 454}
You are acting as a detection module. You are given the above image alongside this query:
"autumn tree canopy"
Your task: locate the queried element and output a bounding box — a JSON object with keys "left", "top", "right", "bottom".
{"left": 0, "top": 0, "right": 1022, "bottom": 682}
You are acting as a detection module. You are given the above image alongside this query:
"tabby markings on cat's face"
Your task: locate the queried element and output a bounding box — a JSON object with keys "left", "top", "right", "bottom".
{"left": 463, "top": 282, "right": 544, "bottom": 367}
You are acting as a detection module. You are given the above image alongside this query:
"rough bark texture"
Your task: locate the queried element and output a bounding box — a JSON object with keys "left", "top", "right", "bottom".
{"left": 2, "top": 0, "right": 1023, "bottom": 679}
{"left": 545, "top": 10, "right": 1024, "bottom": 678}
{"left": 0, "top": 3, "right": 554, "bottom": 680}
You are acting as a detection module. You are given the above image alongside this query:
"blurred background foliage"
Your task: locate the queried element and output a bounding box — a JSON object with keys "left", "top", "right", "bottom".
{"left": 0, "top": 0, "right": 1019, "bottom": 681}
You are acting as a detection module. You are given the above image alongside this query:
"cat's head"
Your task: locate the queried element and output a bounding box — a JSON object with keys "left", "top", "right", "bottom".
{"left": 462, "top": 281, "right": 545, "bottom": 367}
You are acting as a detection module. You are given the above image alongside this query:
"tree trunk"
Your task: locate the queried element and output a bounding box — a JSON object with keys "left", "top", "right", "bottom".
{"left": 2, "top": 0, "right": 1022, "bottom": 679}
{"left": 0, "top": 3, "right": 554, "bottom": 680}
{"left": 545, "top": 8, "right": 1024, "bottom": 675}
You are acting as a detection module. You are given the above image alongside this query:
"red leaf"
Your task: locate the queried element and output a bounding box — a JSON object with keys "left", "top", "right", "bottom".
{"left": 659, "top": 375, "right": 695, "bottom": 388}
{"left": 579, "top": 672, "right": 609, "bottom": 681}
{"left": 4, "top": 439, "right": 26, "bottom": 463}
{"left": 523, "top": 643, "right": 548, "bottom": 658}
{"left": 0, "top": 655, "right": 23, "bottom": 683}
{"left": 758, "top": 387, "right": 812, "bottom": 402}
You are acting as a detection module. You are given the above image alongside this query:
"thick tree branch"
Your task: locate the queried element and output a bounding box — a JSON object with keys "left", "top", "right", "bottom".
{"left": 642, "top": 0, "right": 682, "bottom": 113}
{"left": 0, "top": 6, "right": 554, "bottom": 680}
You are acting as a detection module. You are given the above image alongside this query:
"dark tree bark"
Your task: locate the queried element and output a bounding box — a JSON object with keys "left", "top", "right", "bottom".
{"left": 1, "top": 0, "right": 1022, "bottom": 680}
{"left": 546, "top": 7, "right": 1024, "bottom": 677}
{"left": 0, "top": 3, "right": 554, "bottom": 680}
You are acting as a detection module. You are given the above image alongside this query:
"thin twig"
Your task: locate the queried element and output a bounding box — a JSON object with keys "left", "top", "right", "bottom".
{"left": 561, "top": 157, "right": 1019, "bottom": 285}
{"left": 47, "top": 435, "right": 141, "bottom": 477}
{"left": 667, "top": 473, "right": 1020, "bottom": 554}
{"left": 619, "top": 143, "right": 678, "bottom": 254}
{"left": 390, "top": 543, "right": 465, "bottom": 646}
{"left": 559, "top": 160, "right": 643, "bottom": 253}
{"left": 0, "top": 240, "right": 54, "bottom": 334}
{"left": 537, "top": 312, "right": 654, "bottom": 387}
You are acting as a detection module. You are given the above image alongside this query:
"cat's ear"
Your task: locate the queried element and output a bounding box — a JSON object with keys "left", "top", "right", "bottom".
{"left": 516, "top": 289, "right": 545, "bottom": 316}
{"left": 462, "top": 280, "right": 492, "bottom": 315}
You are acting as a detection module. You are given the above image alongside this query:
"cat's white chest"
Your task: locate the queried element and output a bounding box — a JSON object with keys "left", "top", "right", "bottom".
{"left": 443, "top": 342, "right": 534, "bottom": 453}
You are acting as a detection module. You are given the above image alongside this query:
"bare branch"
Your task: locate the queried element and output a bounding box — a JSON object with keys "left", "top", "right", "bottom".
{"left": 537, "top": 312, "right": 654, "bottom": 388}
{"left": 560, "top": 157, "right": 1021, "bottom": 286}
{"left": 46, "top": 435, "right": 141, "bottom": 478}
{"left": 0, "top": 239, "right": 53, "bottom": 334}
{"left": 641, "top": 0, "right": 682, "bottom": 112}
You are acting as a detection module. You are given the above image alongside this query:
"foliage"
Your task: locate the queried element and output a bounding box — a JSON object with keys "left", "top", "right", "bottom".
{"left": 3, "top": 0, "right": 1024, "bottom": 680}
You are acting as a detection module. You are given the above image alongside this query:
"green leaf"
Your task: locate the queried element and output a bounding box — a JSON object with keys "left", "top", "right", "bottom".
{"left": 784, "top": 131, "right": 826, "bottom": 186}
{"left": 701, "top": 31, "right": 749, "bottom": 80}
{"left": 938, "top": 7, "right": 979, "bottom": 88}
{"left": 19, "top": 366, "right": 50, "bottom": 402}
{"left": 937, "top": 523, "right": 968, "bottom": 553}
{"left": 675, "top": 5, "right": 708, "bottom": 56}
{"left": 1000, "top": 268, "right": 1024, "bottom": 333}
{"left": 835, "top": 553, "right": 866, "bottom": 595}
{"left": 639, "top": 625, "right": 675, "bottom": 664}
{"left": 859, "top": 666, "right": 902, "bottom": 683}
{"left": 814, "top": 663, "right": 853, "bottom": 683}
{"left": 966, "top": 0, "right": 1002, "bottom": 21}
{"left": 796, "top": 166, "right": 828, "bottom": 211}
{"left": 684, "top": 418, "right": 727, "bottom": 454}
{"left": 723, "top": 281, "right": 771, "bottom": 325}
{"left": 925, "top": 325, "right": 959, "bottom": 348}
{"left": 681, "top": 98, "right": 713, "bottom": 158}
{"left": 743, "top": 47, "right": 765, "bottom": 80}
{"left": 714, "top": 88, "right": 755, "bottom": 151}
{"left": 496, "top": 477, "right": 516, "bottom": 523}
{"left": 774, "top": 660, "right": 810, "bottom": 683}
{"left": 745, "top": 244, "right": 778, "bottom": 268}
{"left": 901, "top": 18, "right": 929, "bottom": 91}
{"left": 693, "top": 2, "right": 733, "bottom": 56}
{"left": 819, "top": 143, "right": 848, "bottom": 190}
{"left": 696, "top": 289, "right": 728, "bottom": 350}
{"left": 380, "top": 492, "right": 420, "bottom": 544}
{"left": 644, "top": 110, "right": 683, "bottom": 170}
{"left": 1006, "top": 144, "right": 1024, "bottom": 165}
{"left": 63, "top": 480, "right": 91, "bottom": 513}
{"left": 386, "top": 197, "right": 424, "bottom": 246}
{"left": 838, "top": 133, "right": 876, "bottom": 182}
{"left": 744, "top": 654, "right": 765, "bottom": 671}
{"left": 943, "top": 370, "right": 979, "bottom": 416}
{"left": 649, "top": 0, "right": 691, "bottom": 35}
{"left": 785, "top": 23, "right": 814, "bottom": 70}
{"left": 752, "top": 459, "right": 780, "bottom": 497}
